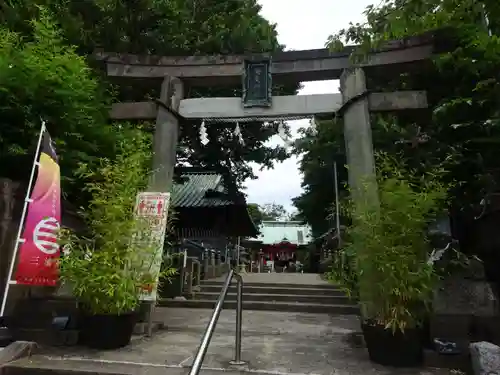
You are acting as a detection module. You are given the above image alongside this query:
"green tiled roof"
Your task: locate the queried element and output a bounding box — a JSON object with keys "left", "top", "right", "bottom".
{"left": 171, "top": 171, "right": 234, "bottom": 208}
{"left": 254, "top": 221, "right": 313, "bottom": 245}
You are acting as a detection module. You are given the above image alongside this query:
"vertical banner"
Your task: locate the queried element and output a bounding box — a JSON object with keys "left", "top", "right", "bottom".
{"left": 134, "top": 192, "right": 170, "bottom": 301}
{"left": 14, "top": 131, "right": 60, "bottom": 286}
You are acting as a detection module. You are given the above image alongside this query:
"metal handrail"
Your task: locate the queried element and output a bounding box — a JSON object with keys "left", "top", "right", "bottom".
{"left": 188, "top": 269, "right": 245, "bottom": 375}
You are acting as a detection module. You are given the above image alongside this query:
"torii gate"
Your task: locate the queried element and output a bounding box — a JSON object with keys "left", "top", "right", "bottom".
{"left": 97, "top": 33, "right": 433, "bottom": 209}
{"left": 97, "top": 33, "right": 435, "bottom": 334}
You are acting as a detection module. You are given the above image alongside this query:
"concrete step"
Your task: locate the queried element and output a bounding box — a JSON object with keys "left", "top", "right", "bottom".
{"left": 200, "top": 285, "right": 348, "bottom": 296}
{"left": 159, "top": 299, "right": 359, "bottom": 314}
{"left": 4, "top": 356, "right": 250, "bottom": 375}
{"left": 194, "top": 292, "right": 355, "bottom": 305}
{"left": 201, "top": 280, "right": 340, "bottom": 290}
{"left": 8, "top": 328, "right": 78, "bottom": 347}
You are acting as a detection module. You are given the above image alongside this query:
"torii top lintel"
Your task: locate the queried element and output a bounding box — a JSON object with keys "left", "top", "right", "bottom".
{"left": 94, "top": 32, "right": 437, "bottom": 87}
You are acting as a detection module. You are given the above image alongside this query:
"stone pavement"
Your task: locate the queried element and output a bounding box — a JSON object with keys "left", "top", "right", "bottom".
{"left": 14, "top": 307, "right": 455, "bottom": 375}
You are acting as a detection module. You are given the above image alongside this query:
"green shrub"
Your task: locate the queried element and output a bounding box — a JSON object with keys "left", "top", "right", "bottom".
{"left": 328, "top": 153, "right": 448, "bottom": 332}
{"left": 58, "top": 134, "right": 176, "bottom": 315}
{"left": 0, "top": 9, "right": 117, "bottom": 202}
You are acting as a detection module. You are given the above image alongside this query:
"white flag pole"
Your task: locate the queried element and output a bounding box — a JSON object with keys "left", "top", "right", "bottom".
{"left": 1, "top": 121, "right": 46, "bottom": 317}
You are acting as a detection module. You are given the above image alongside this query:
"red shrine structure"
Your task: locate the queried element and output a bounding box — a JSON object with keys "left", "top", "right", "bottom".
{"left": 243, "top": 220, "right": 312, "bottom": 272}
{"left": 261, "top": 239, "right": 297, "bottom": 262}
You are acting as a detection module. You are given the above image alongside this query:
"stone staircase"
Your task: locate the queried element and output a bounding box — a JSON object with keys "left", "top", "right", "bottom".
{"left": 160, "top": 279, "right": 359, "bottom": 314}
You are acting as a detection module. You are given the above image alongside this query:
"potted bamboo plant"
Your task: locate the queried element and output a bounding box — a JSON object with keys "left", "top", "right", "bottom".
{"left": 329, "top": 154, "right": 448, "bottom": 367}
{"left": 58, "top": 134, "right": 176, "bottom": 350}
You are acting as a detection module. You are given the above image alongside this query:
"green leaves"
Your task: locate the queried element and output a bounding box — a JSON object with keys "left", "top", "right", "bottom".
{"left": 295, "top": 0, "right": 500, "bottom": 237}
{"left": 58, "top": 135, "right": 176, "bottom": 315}
{"left": 328, "top": 155, "right": 448, "bottom": 331}
{"left": 0, "top": 9, "right": 118, "bottom": 206}
{"left": 1, "top": 0, "right": 295, "bottom": 198}
{"left": 293, "top": 118, "right": 348, "bottom": 237}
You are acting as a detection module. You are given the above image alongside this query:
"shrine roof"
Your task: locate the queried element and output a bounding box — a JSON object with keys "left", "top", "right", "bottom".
{"left": 171, "top": 168, "right": 258, "bottom": 237}
{"left": 253, "top": 221, "right": 313, "bottom": 246}
{"left": 171, "top": 171, "right": 234, "bottom": 208}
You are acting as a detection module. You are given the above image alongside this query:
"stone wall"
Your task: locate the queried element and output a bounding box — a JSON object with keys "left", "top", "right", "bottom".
{"left": 431, "top": 259, "right": 500, "bottom": 350}
{"left": 433, "top": 258, "right": 498, "bottom": 317}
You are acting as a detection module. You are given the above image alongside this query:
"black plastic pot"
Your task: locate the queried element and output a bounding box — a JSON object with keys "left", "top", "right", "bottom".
{"left": 79, "top": 312, "right": 136, "bottom": 350}
{"left": 362, "top": 322, "right": 423, "bottom": 367}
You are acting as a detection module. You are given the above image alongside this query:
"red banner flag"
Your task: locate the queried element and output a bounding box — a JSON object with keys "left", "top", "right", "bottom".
{"left": 14, "top": 130, "right": 61, "bottom": 286}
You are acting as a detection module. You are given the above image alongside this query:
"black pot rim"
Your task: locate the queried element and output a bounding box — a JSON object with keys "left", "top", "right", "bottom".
{"left": 78, "top": 304, "right": 137, "bottom": 317}
{"left": 362, "top": 319, "right": 423, "bottom": 330}
{"left": 85, "top": 311, "right": 135, "bottom": 316}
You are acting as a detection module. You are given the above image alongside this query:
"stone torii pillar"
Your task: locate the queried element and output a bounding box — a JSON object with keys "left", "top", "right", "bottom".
{"left": 142, "top": 75, "right": 184, "bottom": 337}
{"left": 339, "top": 67, "right": 428, "bottom": 318}
{"left": 340, "top": 67, "right": 379, "bottom": 209}
{"left": 340, "top": 67, "right": 379, "bottom": 319}
{"left": 149, "top": 76, "right": 184, "bottom": 192}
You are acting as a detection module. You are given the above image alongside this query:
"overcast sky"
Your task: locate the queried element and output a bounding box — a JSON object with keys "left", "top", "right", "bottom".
{"left": 243, "top": 0, "right": 374, "bottom": 212}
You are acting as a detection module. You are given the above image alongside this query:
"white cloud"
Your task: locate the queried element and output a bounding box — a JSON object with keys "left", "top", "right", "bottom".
{"left": 244, "top": 0, "right": 374, "bottom": 212}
